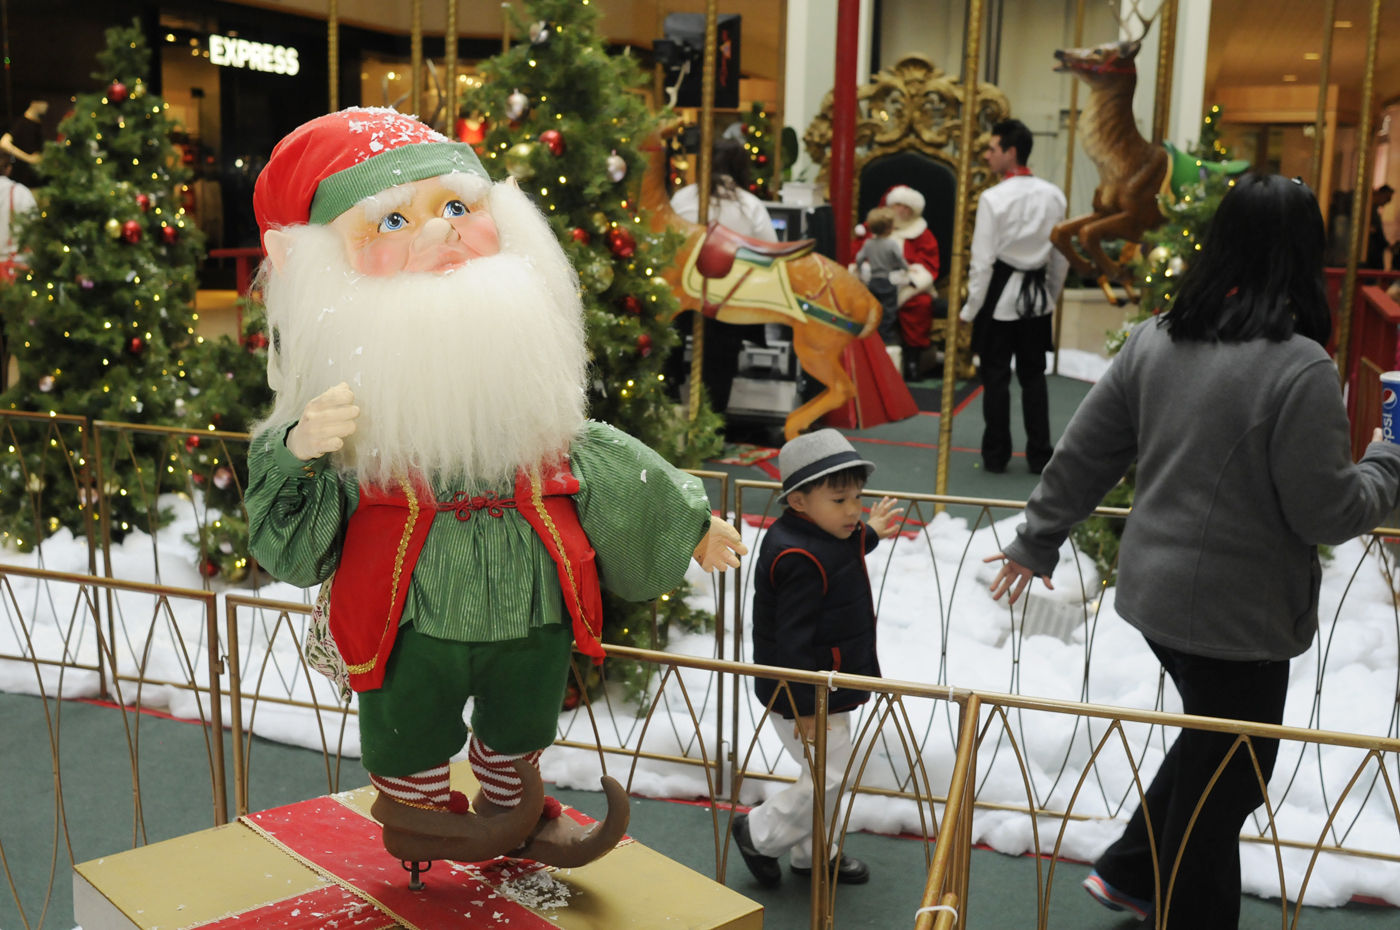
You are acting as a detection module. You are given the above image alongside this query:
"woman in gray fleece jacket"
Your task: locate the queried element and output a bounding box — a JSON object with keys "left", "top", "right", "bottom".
{"left": 986, "top": 174, "right": 1400, "bottom": 929}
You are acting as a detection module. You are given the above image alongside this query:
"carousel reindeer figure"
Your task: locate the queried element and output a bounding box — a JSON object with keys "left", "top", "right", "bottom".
{"left": 1050, "top": 15, "right": 1169, "bottom": 304}
{"left": 640, "top": 127, "right": 886, "bottom": 440}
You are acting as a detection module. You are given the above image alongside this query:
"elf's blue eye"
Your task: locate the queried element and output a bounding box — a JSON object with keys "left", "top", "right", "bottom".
{"left": 443, "top": 199, "right": 469, "bottom": 218}
{"left": 378, "top": 212, "right": 407, "bottom": 232}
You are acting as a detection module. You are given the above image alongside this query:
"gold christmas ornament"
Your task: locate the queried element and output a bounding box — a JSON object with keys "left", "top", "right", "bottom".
{"left": 105, "top": 218, "right": 123, "bottom": 238}
{"left": 505, "top": 141, "right": 538, "bottom": 180}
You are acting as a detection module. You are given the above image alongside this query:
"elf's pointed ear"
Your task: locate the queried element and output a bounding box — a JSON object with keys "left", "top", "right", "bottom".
{"left": 263, "top": 229, "right": 294, "bottom": 273}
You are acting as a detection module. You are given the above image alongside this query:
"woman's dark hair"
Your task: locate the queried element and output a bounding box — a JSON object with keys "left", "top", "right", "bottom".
{"left": 709, "top": 137, "right": 753, "bottom": 198}
{"left": 1162, "top": 172, "right": 1330, "bottom": 345}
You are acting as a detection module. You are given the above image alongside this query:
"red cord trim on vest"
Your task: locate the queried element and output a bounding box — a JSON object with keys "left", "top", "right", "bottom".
{"left": 771, "top": 547, "right": 827, "bottom": 595}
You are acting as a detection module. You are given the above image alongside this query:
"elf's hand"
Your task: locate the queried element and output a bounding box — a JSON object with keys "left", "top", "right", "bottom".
{"left": 286, "top": 382, "right": 360, "bottom": 461}
{"left": 866, "top": 496, "right": 905, "bottom": 539}
{"left": 693, "top": 516, "right": 747, "bottom": 572}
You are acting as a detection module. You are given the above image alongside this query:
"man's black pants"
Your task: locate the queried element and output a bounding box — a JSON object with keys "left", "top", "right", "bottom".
{"left": 978, "top": 314, "right": 1053, "bottom": 472}
{"left": 1094, "top": 639, "right": 1290, "bottom": 929}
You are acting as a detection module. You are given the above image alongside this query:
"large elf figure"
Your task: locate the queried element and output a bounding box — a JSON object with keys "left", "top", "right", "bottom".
{"left": 246, "top": 108, "right": 745, "bottom": 869}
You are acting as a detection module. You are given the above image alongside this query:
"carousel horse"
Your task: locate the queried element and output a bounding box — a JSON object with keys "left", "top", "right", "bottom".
{"left": 640, "top": 129, "right": 882, "bottom": 440}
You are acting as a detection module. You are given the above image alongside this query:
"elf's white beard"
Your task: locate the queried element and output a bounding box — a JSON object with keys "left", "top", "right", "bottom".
{"left": 257, "top": 183, "right": 588, "bottom": 487}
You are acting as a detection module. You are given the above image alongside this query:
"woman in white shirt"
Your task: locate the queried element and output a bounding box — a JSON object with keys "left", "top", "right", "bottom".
{"left": 668, "top": 138, "right": 777, "bottom": 419}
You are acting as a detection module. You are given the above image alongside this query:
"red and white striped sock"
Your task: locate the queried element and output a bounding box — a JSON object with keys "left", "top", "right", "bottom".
{"left": 468, "top": 737, "right": 544, "bottom": 809}
{"left": 370, "top": 764, "right": 469, "bottom": 812}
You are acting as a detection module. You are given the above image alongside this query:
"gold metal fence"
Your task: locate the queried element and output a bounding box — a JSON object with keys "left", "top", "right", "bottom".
{"left": 0, "top": 564, "right": 222, "bottom": 930}
{"left": 3, "top": 422, "right": 1400, "bottom": 928}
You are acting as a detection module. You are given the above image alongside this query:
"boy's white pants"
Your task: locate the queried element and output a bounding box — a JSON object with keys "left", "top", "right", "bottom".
{"left": 746, "top": 712, "right": 854, "bottom": 868}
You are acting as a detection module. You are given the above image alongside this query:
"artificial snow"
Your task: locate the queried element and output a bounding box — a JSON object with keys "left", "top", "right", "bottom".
{"left": 1, "top": 366, "right": 1396, "bottom": 913}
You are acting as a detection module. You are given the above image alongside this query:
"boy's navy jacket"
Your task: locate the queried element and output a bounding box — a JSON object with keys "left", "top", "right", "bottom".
{"left": 751, "top": 509, "right": 881, "bottom": 719}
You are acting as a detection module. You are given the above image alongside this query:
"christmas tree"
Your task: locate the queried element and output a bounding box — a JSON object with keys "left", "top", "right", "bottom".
{"left": 180, "top": 295, "right": 273, "bottom": 583}
{"left": 462, "top": 0, "right": 723, "bottom": 700}
{"left": 1110, "top": 104, "right": 1239, "bottom": 349}
{"left": 0, "top": 20, "right": 205, "bottom": 549}
{"left": 1072, "top": 106, "right": 1240, "bottom": 579}
{"left": 741, "top": 101, "right": 776, "bottom": 199}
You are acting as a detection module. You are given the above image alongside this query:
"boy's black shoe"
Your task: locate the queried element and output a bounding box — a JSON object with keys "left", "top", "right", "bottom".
{"left": 732, "top": 813, "right": 781, "bottom": 887}
{"left": 790, "top": 854, "right": 871, "bottom": 885}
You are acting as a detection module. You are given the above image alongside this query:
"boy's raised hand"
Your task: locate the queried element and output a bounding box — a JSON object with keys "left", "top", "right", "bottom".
{"left": 866, "top": 496, "right": 905, "bottom": 539}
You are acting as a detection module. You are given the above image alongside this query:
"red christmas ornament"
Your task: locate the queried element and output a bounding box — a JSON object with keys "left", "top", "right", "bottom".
{"left": 108, "top": 82, "right": 129, "bottom": 103}
{"left": 121, "top": 220, "right": 142, "bottom": 243}
{"left": 128, "top": 336, "right": 145, "bottom": 354}
{"left": 538, "top": 129, "right": 565, "bottom": 156}
{"left": 161, "top": 225, "right": 179, "bottom": 244}
{"left": 619, "top": 295, "right": 642, "bottom": 315}
{"left": 200, "top": 558, "right": 219, "bottom": 578}
{"left": 570, "top": 227, "right": 591, "bottom": 245}
{"left": 185, "top": 435, "right": 201, "bottom": 452}
{"left": 136, "top": 193, "right": 150, "bottom": 212}
{"left": 606, "top": 226, "right": 636, "bottom": 259}
{"left": 637, "top": 333, "right": 653, "bottom": 357}
{"left": 244, "top": 331, "right": 269, "bottom": 351}
{"left": 455, "top": 115, "right": 487, "bottom": 145}
{"left": 757, "top": 154, "right": 769, "bottom": 165}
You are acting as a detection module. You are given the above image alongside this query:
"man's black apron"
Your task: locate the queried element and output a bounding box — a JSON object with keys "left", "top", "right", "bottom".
{"left": 969, "top": 259, "right": 1053, "bottom": 357}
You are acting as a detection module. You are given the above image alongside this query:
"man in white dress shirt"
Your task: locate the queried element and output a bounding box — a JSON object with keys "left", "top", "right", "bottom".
{"left": 959, "top": 119, "right": 1069, "bottom": 474}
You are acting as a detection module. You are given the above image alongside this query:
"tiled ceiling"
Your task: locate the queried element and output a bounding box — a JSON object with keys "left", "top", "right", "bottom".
{"left": 1205, "top": 0, "right": 1399, "bottom": 100}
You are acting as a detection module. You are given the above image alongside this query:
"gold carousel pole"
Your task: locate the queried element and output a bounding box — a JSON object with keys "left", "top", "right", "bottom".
{"left": 935, "top": 0, "right": 986, "bottom": 499}
{"left": 1335, "top": 0, "right": 1382, "bottom": 384}
{"left": 772, "top": 0, "right": 788, "bottom": 193}
{"left": 445, "top": 0, "right": 458, "bottom": 134}
{"left": 1310, "top": 0, "right": 1337, "bottom": 191}
{"left": 411, "top": 0, "right": 424, "bottom": 115}
{"left": 327, "top": 0, "right": 339, "bottom": 111}
{"left": 1053, "top": 0, "right": 1086, "bottom": 376}
{"left": 1150, "top": 0, "right": 1178, "bottom": 145}
{"left": 688, "top": 1, "right": 719, "bottom": 422}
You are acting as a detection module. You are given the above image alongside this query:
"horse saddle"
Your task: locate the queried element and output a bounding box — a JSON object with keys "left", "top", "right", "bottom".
{"left": 694, "top": 221, "right": 815, "bottom": 279}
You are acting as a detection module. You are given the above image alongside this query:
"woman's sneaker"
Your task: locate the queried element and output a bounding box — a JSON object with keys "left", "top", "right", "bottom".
{"left": 1082, "top": 870, "right": 1151, "bottom": 921}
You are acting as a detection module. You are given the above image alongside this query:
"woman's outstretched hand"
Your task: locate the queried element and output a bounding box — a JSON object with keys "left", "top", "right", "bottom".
{"left": 983, "top": 552, "right": 1053, "bottom": 605}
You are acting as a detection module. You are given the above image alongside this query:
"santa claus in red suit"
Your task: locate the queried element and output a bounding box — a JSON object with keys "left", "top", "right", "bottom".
{"left": 854, "top": 185, "right": 940, "bottom": 378}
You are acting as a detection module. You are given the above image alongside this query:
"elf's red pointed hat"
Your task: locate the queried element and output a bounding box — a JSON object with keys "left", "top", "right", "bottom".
{"left": 252, "top": 107, "right": 490, "bottom": 250}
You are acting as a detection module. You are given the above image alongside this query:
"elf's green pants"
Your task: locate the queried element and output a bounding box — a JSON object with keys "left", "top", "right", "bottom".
{"left": 357, "top": 623, "right": 573, "bottom": 775}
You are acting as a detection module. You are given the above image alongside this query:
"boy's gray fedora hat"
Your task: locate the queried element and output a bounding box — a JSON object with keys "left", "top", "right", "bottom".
{"left": 777, "top": 429, "right": 875, "bottom": 503}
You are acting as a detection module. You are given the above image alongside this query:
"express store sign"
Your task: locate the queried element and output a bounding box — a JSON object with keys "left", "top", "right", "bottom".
{"left": 209, "top": 34, "right": 301, "bottom": 76}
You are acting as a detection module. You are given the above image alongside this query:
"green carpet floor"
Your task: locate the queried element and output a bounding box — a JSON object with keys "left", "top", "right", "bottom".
{"left": 4, "top": 692, "right": 1393, "bottom": 930}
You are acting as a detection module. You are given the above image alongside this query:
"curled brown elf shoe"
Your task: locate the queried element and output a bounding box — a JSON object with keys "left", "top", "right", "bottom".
{"left": 370, "top": 759, "right": 543, "bottom": 864}
{"left": 475, "top": 774, "right": 631, "bottom": 869}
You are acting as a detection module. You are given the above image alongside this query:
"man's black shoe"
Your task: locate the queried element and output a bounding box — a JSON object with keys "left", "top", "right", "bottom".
{"left": 983, "top": 461, "right": 1007, "bottom": 474}
{"left": 790, "top": 854, "right": 871, "bottom": 885}
{"left": 732, "top": 813, "right": 781, "bottom": 887}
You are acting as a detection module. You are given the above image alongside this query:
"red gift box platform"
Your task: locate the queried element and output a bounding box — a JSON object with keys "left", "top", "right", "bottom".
{"left": 73, "top": 765, "right": 761, "bottom": 930}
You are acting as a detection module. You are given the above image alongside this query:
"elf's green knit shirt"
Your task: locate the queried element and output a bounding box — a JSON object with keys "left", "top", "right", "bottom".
{"left": 246, "top": 419, "right": 713, "bottom": 643}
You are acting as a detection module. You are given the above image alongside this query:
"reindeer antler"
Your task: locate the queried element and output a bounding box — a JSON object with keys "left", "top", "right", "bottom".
{"left": 1110, "top": 0, "right": 1158, "bottom": 42}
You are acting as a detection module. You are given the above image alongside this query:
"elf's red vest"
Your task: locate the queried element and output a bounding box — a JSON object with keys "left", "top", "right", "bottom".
{"left": 328, "top": 463, "right": 605, "bottom": 692}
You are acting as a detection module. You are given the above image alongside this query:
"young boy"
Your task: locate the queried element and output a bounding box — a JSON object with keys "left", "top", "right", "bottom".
{"left": 854, "top": 206, "right": 910, "bottom": 347}
{"left": 733, "top": 429, "right": 903, "bottom": 887}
